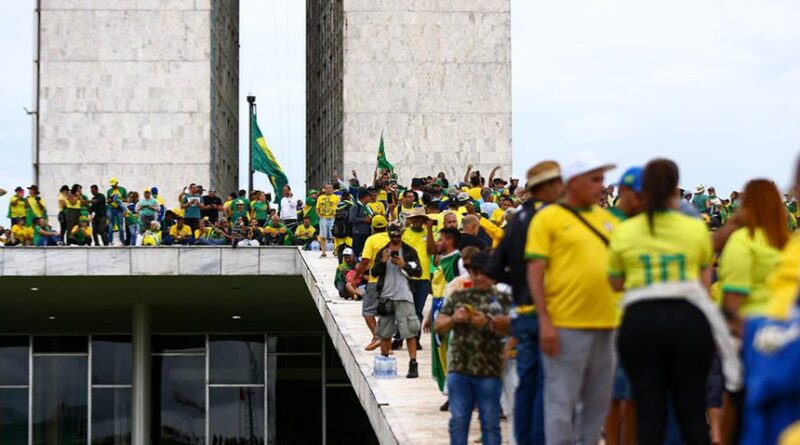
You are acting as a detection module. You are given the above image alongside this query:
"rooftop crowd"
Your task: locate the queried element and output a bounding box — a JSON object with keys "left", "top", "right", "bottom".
{"left": 2, "top": 153, "right": 800, "bottom": 445}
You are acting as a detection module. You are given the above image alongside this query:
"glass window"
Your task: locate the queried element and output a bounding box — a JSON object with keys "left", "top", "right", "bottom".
{"left": 91, "top": 388, "right": 131, "bottom": 445}
{"left": 0, "top": 336, "right": 29, "bottom": 385}
{"left": 33, "top": 356, "right": 88, "bottom": 445}
{"left": 209, "top": 335, "right": 264, "bottom": 384}
{"left": 151, "top": 355, "right": 205, "bottom": 445}
{"left": 273, "top": 355, "right": 321, "bottom": 444}
{"left": 209, "top": 387, "right": 265, "bottom": 444}
{"left": 92, "top": 336, "right": 132, "bottom": 385}
{"left": 0, "top": 388, "right": 28, "bottom": 444}
{"left": 33, "top": 335, "right": 88, "bottom": 354}
{"left": 152, "top": 335, "right": 205, "bottom": 354}
{"left": 267, "top": 335, "right": 321, "bottom": 354}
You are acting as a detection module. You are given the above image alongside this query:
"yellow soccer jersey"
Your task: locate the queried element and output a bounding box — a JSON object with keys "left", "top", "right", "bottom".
{"left": 525, "top": 204, "right": 618, "bottom": 329}
{"left": 295, "top": 225, "right": 316, "bottom": 239}
{"left": 719, "top": 227, "right": 781, "bottom": 317}
{"left": 361, "top": 232, "right": 390, "bottom": 283}
{"left": 765, "top": 233, "right": 800, "bottom": 320}
{"left": 316, "top": 194, "right": 340, "bottom": 219}
{"left": 608, "top": 211, "right": 712, "bottom": 290}
{"left": 402, "top": 227, "right": 432, "bottom": 280}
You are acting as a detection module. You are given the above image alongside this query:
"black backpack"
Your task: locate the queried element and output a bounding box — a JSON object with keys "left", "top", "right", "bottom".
{"left": 332, "top": 205, "right": 352, "bottom": 238}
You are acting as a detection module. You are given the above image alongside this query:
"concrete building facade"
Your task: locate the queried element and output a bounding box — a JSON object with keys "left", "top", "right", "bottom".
{"left": 306, "top": 0, "right": 512, "bottom": 188}
{"left": 35, "top": 0, "right": 239, "bottom": 215}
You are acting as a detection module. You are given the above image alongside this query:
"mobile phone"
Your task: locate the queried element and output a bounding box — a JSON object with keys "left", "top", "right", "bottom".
{"left": 391, "top": 251, "right": 400, "bottom": 258}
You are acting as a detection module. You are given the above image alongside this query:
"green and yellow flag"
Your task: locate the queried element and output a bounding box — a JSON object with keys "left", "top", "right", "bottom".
{"left": 376, "top": 133, "right": 394, "bottom": 173}
{"left": 250, "top": 111, "right": 288, "bottom": 204}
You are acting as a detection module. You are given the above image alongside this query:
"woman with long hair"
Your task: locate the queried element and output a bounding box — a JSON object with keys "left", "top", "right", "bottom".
{"left": 608, "top": 158, "right": 739, "bottom": 444}
{"left": 719, "top": 179, "right": 790, "bottom": 335}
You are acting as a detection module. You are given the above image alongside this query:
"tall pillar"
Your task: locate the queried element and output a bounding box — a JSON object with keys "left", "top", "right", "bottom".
{"left": 132, "top": 301, "right": 151, "bottom": 445}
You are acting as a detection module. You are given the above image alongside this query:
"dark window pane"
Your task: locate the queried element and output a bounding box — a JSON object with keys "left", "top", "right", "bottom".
{"left": 209, "top": 387, "right": 265, "bottom": 444}
{"left": 33, "top": 335, "right": 88, "bottom": 354}
{"left": 0, "top": 336, "right": 29, "bottom": 385}
{"left": 326, "top": 387, "right": 379, "bottom": 445}
{"left": 151, "top": 356, "right": 205, "bottom": 445}
{"left": 0, "top": 388, "right": 28, "bottom": 444}
{"left": 151, "top": 335, "right": 205, "bottom": 354}
{"left": 33, "top": 356, "right": 88, "bottom": 445}
{"left": 274, "top": 355, "right": 321, "bottom": 444}
{"left": 92, "top": 336, "right": 132, "bottom": 385}
{"left": 209, "top": 335, "right": 264, "bottom": 384}
{"left": 266, "top": 335, "right": 321, "bottom": 354}
{"left": 91, "top": 388, "right": 131, "bottom": 445}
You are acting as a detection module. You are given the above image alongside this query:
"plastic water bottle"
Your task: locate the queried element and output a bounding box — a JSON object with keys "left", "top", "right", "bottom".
{"left": 373, "top": 355, "right": 386, "bottom": 378}
{"left": 387, "top": 356, "right": 397, "bottom": 377}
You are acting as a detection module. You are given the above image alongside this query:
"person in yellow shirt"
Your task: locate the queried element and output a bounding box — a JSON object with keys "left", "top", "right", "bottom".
{"left": 315, "top": 184, "right": 340, "bottom": 257}
{"left": 294, "top": 215, "right": 317, "bottom": 248}
{"left": 11, "top": 218, "right": 34, "bottom": 246}
{"left": 25, "top": 185, "right": 47, "bottom": 227}
{"left": 168, "top": 216, "right": 194, "bottom": 245}
{"left": 766, "top": 158, "right": 800, "bottom": 320}
{"left": 350, "top": 215, "right": 390, "bottom": 351}
{"left": 608, "top": 159, "right": 719, "bottom": 445}
{"left": 398, "top": 207, "right": 437, "bottom": 348}
{"left": 719, "top": 179, "right": 789, "bottom": 334}
{"left": 7, "top": 187, "right": 27, "bottom": 224}
{"left": 525, "top": 151, "right": 617, "bottom": 445}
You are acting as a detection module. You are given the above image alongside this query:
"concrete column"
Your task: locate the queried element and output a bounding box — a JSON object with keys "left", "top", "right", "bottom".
{"left": 132, "top": 301, "right": 151, "bottom": 445}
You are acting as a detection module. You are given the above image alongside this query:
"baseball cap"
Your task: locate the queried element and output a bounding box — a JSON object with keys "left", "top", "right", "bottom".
{"left": 561, "top": 150, "right": 616, "bottom": 183}
{"left": 151, "top": 187, "right": 159, "bottom": 194}
{"left": 14, "top": 186, "right": 23, "bottom": 192}
{"left": 526, "top": 160, "right": 561, "bottom": 190}
{"left": 110, "top": 177, "right": 119, "bottom": 185}
{"left": 342, "top": 247, "right": 354, "bottom": 256}
{"left": 510, "top": 175, "right": 520, "bottom": 182}
{"left": 457, "top": 192, "right": 470, "bottom": 202}
{"left": 371, "top": 215, "right": 388, "bottom": 229}
{"left": 618, "top": 167, "right": 643, "bottom": 193}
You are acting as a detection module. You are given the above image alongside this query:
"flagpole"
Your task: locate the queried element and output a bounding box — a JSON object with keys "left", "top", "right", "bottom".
{"left": 247, "top": 95, "right": 256, "bottom": 192}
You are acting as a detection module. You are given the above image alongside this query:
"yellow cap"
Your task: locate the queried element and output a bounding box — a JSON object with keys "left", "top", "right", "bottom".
{"left": 110, "top": 177, "right": 119, "bottom": 185}
{"left": 371, "top": 215, "right": 388, "bottom": 229}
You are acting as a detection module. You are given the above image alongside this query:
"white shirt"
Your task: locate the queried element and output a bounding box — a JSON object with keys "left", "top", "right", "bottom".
{"left": 280, "top": 196, "right": 297, "bottom": 221}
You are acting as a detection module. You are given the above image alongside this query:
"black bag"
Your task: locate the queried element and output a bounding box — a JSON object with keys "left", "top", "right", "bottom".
{"left": 332, "top": 207, "right": 351, "bottom": 238}
{"left": 376, "top": 298, "right": 395, "bottom": 316}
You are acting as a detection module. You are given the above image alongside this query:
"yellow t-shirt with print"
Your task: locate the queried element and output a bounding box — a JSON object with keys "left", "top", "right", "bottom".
{"left": 11, "top": 225, "right": 33, "bottom": 242}
{"left": 525, "top": 204, "right": 618, "bottom": 329}
{"left": 765, "top": 233, "right": 800, "bottom": 320}
{"left": 295, "top": 225, "right": 316, "bottom": 239}
{"left": 367, "top": 201, "right": 386, "bottom": 218}
{"left": 9, "top": 196, "right": 26, "bottom": 218}
{"left": 70, "top": 226, "right": 93, "bottom": 237}
{"left": 65, "top": 198, "right": 81, "bottom": 210}
{"left": 194, "top": 227, "right": 213, "bottom": 239}
{"left": 169, "top": 225, "right": 192, "bottom": 239}
{"left": 608, "top": 211, "right": 712, "bottom": 290}
{"left": 402, "top": 227, "right": 432, "bottom": 280}
{"left": 719, "top": 227, "right": 782, "bottom": 317}
{"left": 361, "top": 232, "right": 390, "bottom": 283}
{"left": 467, "top": 187, "right": 483, "bottom": 201}
{"left": 316, "top": 194, "right": 340, "bottom": 219}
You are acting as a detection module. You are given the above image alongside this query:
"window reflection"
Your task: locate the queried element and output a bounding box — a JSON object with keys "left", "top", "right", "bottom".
{"left": 33, "top": 356, "right": 88, "bottom": 445}
{"left": 209, "top": 335, "right": 264, "bottom": 385}
{"left": 0, "top": 388, "right": 28, "bottom": 445}
{"left": 209, "top": 387, "right": 265, "bottom": 445}
{"left": 152, "top": 356, "right": 205, "bottom": 445}
{"left": 0, "top": 336, "right": 29, "bottom": 386}
{"left": 92, "top": 336, "right": 132, "bottom": 385}
{"left": 91, "top": 388, "right": 131, "bottom": 445}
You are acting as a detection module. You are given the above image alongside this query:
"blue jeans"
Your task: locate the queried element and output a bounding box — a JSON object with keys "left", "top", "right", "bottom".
{"left": 512, "top": 314, "right": 545, "bottom": 445}
{"left": 107, "top": 207, "right": 125, "bottom": 243}
{"left": 448, "top": 372, "right": 502, "bottom": 445}
{"left": 36, "top": 235, "right": 61, "bottom": 246}
{"left": 127, "top": 224, "right": 139, "bottom": 246}
{"left": 195, "top": 238, "right": 226, "bottom": 245}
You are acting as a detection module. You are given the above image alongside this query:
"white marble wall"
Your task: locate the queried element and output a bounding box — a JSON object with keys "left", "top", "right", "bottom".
{"left": 0, "top": 247, "right": 299, "bottom": 277}
{"left": 340, "top": 0, "right": 512, "bottom": 185}
{"left": 36, "top": 0, "right": 237, "bottom": 217}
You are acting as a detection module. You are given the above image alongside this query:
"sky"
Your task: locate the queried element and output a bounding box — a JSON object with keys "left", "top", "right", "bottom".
{"left": 1, "top": 0, "right": 799, "bottom": 226}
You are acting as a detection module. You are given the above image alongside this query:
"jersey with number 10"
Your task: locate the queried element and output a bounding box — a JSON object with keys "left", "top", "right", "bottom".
{"left": 609, "top": 210, "right": 713, "bottom": 290}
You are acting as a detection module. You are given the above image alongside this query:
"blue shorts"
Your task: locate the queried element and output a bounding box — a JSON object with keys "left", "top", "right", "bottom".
{"left": 613, "top": 365, "right": 632, "bottom": 401}
{"left": 319, "top": 217, "right": 334, "bottom": 240}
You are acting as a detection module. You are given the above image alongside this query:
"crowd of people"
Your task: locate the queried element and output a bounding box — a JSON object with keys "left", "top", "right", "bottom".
{"left": 1, "top": 155, "right": 800, "bottom": 445}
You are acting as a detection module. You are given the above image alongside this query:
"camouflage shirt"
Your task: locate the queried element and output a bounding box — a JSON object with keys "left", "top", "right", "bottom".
{"left": 441, "top": 287, "right": 512, "bottom": 377}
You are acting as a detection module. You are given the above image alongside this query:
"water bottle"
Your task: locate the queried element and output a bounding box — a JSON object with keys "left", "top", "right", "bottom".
{"left": 373, "top": 355, "right": 384, "bottom": 378}
{"left": 386, "top": 356, "right": 397, "bottom": 377}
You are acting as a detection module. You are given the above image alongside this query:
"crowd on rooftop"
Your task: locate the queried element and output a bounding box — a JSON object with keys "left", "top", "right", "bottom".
{"left": 2, "top": 154, "right": 800, "bottom": 445}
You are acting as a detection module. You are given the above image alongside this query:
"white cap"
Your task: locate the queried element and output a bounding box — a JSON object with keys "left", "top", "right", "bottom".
{"left": 342, "top": 247, "right": 354, "bottom": 256}
{"left": 510, "top": 175, "right": 520, "bottom": 181}
{"left": 561, "top": 150, "right": 617, "bottom": 183}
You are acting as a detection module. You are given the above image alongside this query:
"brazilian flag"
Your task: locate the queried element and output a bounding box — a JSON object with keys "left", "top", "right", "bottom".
{"left": 250, "top": 111, "right": 288, "bottom": 204}
{"left": 376, "top": 132, "right": 393, "bottom": 173}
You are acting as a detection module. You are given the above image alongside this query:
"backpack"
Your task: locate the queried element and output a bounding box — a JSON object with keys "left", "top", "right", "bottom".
{"left": 332, "top": 206, "right": 351, "bottom": 238}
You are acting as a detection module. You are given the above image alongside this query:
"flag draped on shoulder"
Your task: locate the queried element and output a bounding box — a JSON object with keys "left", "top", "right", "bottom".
{"left": 376, "top": 133, "right": 394, "bottom": 173}
{"left": 250, "top": 111, "right": 288, "bottom": 204}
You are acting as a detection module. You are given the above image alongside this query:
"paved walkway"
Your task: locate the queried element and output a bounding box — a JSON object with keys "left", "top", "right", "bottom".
{"left": 300, "top": 251, "right": 510, "bottom": 444}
